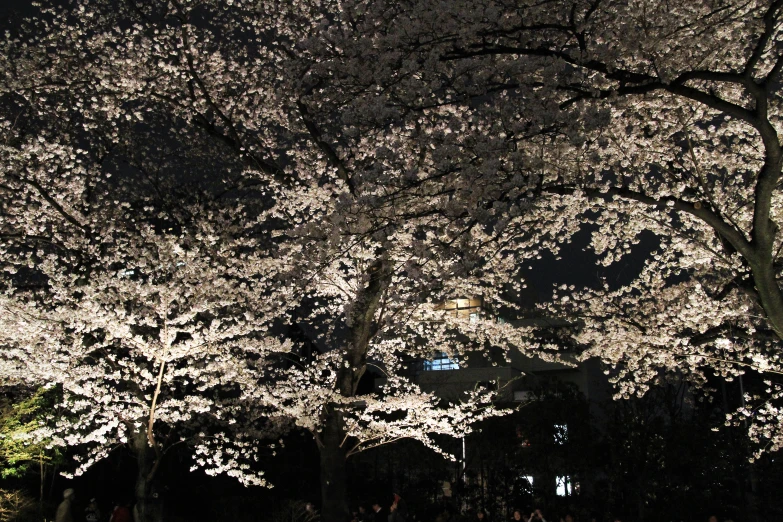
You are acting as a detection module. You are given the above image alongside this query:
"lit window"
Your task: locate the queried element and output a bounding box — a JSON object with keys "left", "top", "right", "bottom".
{"left": 556, "top": 476, "right": 573, "bottom": 496}
{"left": 518, "top": 475, "right": 534, "bottom": 493}
{"left": 554, "top": 424, "right": 568, "bottom": 444}
{"left": 423, "top": 352, "right": 459, "bottom": 371}
{"left": 469, "top": 312, "right": 479, "bottom": 323}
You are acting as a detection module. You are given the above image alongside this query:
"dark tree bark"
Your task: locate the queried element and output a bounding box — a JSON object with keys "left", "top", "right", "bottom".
{"left": 130, "top": 429, "right": 164, "bottom": 522}
{"left": 320, "top": 407, "right": 349, "bottom": 522}
{"left": 317, "top": 256, "right": 392, "bottom": 522}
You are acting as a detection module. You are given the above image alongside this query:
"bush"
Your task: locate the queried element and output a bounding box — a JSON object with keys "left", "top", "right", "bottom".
{"left": 0, "top": 489, "right": 38, "bottom": 522}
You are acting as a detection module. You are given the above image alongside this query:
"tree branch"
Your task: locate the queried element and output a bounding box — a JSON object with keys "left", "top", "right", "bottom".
{"left": 744, "top": 0, "right": 783, "bottom": 77}
{"left": 6, "top": 173, "right": 87, "bottom": 232}
{"left": 542, "top": 184, "right": 752, "bottom": 258}
{"left": 296, "top": 98, "right": 356, "bottom": 195}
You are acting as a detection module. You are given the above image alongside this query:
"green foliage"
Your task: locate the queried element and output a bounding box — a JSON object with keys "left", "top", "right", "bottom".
{"left": 0, "top": 489, "right": 37, "bottom": 522}
{"left": 0, "top": 388, "right": 62, "bottom": 479}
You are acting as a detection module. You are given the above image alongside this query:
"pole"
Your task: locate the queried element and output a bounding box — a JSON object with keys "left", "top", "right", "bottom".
{"left": 461, "top": 436, "right": 466, "bottom": 481}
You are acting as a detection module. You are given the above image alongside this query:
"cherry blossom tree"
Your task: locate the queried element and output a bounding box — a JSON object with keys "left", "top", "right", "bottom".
{"left": 0, "top": 7, "right": 292, "bottom": 516}
{"left": 17, "top": 0, "right": 783, "bottom": 518}
{"left": 0, "top": 2, "right": 537, "bottom": 521}
{"left": 0, "top": 197, "right": 288, "bottom": 520}
{"left": 299, "top": 0, "right": 783, "bottom": 458}
{"left": 8, "top": 239, "right": 282, "bottom": 492}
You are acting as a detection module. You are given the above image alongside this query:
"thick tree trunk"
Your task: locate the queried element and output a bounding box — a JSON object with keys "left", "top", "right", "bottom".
{"left": 318, "top": 256, "right": 392, "bottom": 522}
{"left": 131, "top": 429, "right": 164, "bottom": 522}
{"left": 320, "top": 408, "right": 348, "bottom": 522}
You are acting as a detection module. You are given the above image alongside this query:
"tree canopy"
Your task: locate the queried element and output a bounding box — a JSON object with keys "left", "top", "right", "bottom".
{"left": 2, "top": 1, "right": 783, "bottom": 520}
{"left": 302, "top": 0, "right": 783, "bottom": 456}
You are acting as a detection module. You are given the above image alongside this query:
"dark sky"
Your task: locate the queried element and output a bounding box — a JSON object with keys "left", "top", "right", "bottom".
{"left": 0, "top": 0, "right": 70, "bottom": 33}
{"left": 524, "top": 227, "right": 658, "bottom": 304}
{"left": 1, "top": 0, "right": 39, "bottom": 25}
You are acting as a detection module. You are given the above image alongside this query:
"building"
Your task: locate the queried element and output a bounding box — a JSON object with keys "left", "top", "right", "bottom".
{"left": 406, "top": 297, "right": 611, "bottom": 504}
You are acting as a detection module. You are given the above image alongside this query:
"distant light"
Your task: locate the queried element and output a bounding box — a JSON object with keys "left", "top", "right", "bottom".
{"left": 554, "top": 424, "right": 568, "bottom": 444}
{"left": 556, "top": 476, "right": 573, "bottom": 496}
{"left": 423, "top": 352, "right": 459, "bottom": 371}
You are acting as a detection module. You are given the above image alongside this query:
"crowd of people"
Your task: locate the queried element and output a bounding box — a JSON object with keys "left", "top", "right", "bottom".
{"left": 350, "top": 501, "right": 572, "bottom": 522}
{"left": 53, "top": 489, "right": 134, "bottom": 522}
{"left": 53, "top": 487, "right": 733, "bottom": 522}
{"left": 346, "top": 495, "right": 733, "bottom": 522}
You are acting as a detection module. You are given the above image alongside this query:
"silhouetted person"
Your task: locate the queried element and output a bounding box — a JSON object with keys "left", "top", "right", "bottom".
{"left": 109, "top": 500, "right": 132, "bottom": 522}
{"left": 84, "top": 497, "right": 100, "bottom": 522}
{"left": 372, "top": 502, "right": 386, "bottom": 522}
{"left": 55, "top": 489, "right": 75, "bottom": 522}
{"left": 389, "top": 494, "right": 407, "bottom": 522}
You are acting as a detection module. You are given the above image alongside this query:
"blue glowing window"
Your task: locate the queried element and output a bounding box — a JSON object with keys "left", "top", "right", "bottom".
{"left": 423, "top": 352, "right": 459, "bottom": 371}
